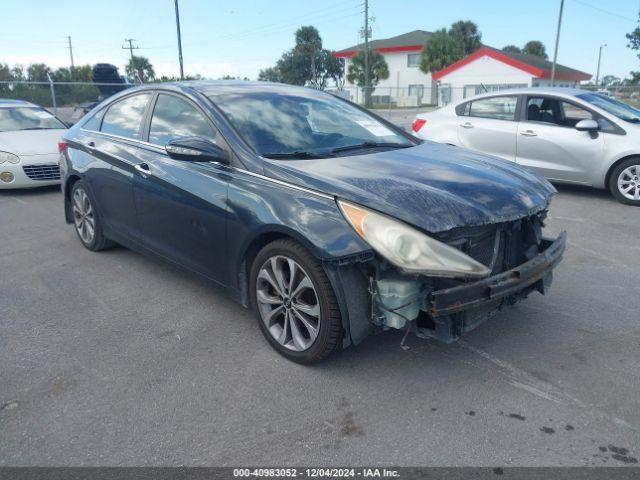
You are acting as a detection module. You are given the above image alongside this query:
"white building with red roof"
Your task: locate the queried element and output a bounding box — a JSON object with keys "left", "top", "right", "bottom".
{"left": 333, "top": 31, "right": 591, "bottom": 107}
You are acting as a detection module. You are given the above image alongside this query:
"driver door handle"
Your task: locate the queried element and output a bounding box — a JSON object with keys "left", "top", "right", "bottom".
{"left": 134, "top": 163, "right": 151, "bottom": 177}
{"left": 520, "top": 130, "right": 538, "bottom": 137}
{"left": 460, "top": 122, "right": 474, "bottom": 129}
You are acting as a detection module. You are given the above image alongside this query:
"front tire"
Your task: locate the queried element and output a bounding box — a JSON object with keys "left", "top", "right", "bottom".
{"left": 610, "top": 158, "right": 640, "bottom": 206}
{"left": 71, "top": 180, "right": 113, "bottom": 251}
{"left": 249, "top": 239, "right": 343, "bottom": 363}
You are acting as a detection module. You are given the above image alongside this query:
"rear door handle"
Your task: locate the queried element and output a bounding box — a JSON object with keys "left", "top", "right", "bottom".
{"left": 134, "top": 163, "right": 151, "bottom": 177}
{"left": 520, "top": 130, "right": 537, "bottom": 137}
{"left": 460, "top": 122, "right": 474, "bottom": 129}
{"left": 85, "top": 141, "right": 95, "bottom": 148}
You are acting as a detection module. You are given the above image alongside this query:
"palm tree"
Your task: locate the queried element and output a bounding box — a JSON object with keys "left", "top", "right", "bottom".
{"left": 126, "top": 56, "right": 155, "bottom": 83}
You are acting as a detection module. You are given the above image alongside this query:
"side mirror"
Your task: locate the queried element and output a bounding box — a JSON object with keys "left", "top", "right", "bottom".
{"left": 575, "top": 119, "right": 599, "bottom": 132}
{"left": 165, "top": 136, "right": 230, "bottom": 164}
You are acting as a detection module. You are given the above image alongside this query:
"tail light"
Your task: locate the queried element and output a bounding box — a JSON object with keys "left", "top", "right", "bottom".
{"left": 58, "top": 141, "right": 68, "bottom": 154}
{"left": 412, "top": 118, "right": 427, "bottom": 133}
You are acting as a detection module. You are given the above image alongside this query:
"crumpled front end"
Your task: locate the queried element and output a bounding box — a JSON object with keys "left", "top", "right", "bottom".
{"left": 332, "top": 209, "right": 566, "bottom": 345}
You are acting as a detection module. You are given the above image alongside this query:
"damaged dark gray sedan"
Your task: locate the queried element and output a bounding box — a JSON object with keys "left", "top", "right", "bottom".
{"left": 61, "top": 81, "right": 565, "bottom": 363}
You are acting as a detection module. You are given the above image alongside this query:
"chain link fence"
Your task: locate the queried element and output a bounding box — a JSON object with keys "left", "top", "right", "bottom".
{"left": 2, "top": 80, "right": 640, "bottom": 130}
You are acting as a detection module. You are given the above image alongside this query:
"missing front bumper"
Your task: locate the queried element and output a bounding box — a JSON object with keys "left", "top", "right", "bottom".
{"left": 429, "top": 232, "right": 566, "bottom": 318}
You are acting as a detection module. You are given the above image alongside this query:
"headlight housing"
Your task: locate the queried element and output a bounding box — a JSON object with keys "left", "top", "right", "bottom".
{"left": 0, "top": 151, "right": 20, "bottom": 164}
{"left": 338, "top": 200, "right": 491, "bottom": 278}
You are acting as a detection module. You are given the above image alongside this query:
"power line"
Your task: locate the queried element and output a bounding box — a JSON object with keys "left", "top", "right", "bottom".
{"left": 570, "top": 0, "right": 636, "bottom": 22}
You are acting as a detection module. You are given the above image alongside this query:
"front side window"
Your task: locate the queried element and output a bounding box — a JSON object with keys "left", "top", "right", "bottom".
{"left": 148, "top": 94, "right": 216, "bottom": 146}
{"left": 0, "top": 107, "right": 66, "bottom": 132}
{"left": 209, "top": 90, "right": 413, "bottom": 157}
{"left": 100, "top": 93, "right": 151, "bottom": 139}
{"left": 468, "top": 96, "right": 517, "bottom": 121}
{"left": 577, "top": 92, "right": 640, "bottom": 124}
{"left": 407, "top": 53, "right": 421, "bottom": 68}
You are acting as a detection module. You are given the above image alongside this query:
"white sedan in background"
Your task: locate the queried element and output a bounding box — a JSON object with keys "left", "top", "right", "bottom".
{"left": 412, "top": 88, "right": 640, "bottom": 205}
{"left": 0, "top": 99, "right": 67, "bottom": 189}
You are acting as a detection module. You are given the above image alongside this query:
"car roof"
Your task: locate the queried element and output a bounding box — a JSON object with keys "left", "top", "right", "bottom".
{"left": 458, "top": 87, "right": 591, "bottom": 103}
{"left": 0, "top": 99, "right": 40, "bottom": 108}
{"left": 119, "top": 80, "right": 328, "bottom": 98}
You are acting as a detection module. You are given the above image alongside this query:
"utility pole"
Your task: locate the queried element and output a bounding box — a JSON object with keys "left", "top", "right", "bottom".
{"left": 363, "top": 0, "right": 370, "bottom": 106}
{"left": 174, "top": 0, "right": 185, "bottom": 80}
{"left": 595, "top": 44, "right": 607, "bottom": 87}
{"left": 550, "top": 0, "right": 564, "bottom": 87}
{"left": 66, "top": 36, "right": 74, "bottom": 69}
{"left": 122, "top": 38, "right": 139, "bottom": 60}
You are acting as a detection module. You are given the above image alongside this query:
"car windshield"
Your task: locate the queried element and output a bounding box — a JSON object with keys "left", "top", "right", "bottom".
{"left": 0, "top": 107, "right": 66, "bottom": 132}
{"left": 208, "top": 90, "right": 414, "bottom": 158}
{"left": 577, "top": 93, "right": 640, "bottom": 123}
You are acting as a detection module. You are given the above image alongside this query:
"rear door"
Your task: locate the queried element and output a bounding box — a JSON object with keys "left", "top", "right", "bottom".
{"left": 457, "top": 95, "right": 519, "bottom": 161}
{"left": 132, "top": 92, "right": 230, "bottom": 284}
{"left": 83, "top": 92, "right": 152, "bottom": 241}
{"left": 516, "top": 95, "right": 605, "bottom": 184}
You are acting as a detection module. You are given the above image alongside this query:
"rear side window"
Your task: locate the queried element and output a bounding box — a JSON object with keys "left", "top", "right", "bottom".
{"left": 469, "top": 96, "right": 518, "bottom": 121}
{"left": 148, "top": 94, "right": 216, "bottom": 146}
{"left": 100, "top": 93, "right": 151, "bottom": 139}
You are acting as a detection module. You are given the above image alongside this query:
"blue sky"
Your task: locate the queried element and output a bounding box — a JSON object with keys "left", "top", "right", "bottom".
{"left": 2, "top": 0, "right": 638, "bottom": 80}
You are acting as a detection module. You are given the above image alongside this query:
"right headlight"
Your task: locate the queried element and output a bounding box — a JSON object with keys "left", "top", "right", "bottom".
{"left": 338, "top": 199, "right": 491, "bottom": 279}
{"left": 0, "top": 151, "right": 20, "bottom": 164}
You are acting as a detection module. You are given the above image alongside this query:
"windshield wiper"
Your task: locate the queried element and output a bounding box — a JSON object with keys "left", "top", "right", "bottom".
{"left": 262, "top": 151, "right": 333, "bottom": 159}
{"left": 20, "top": 127, "right": 56, "bottom": 130}
{"left": 330, "top": 141, "right": 412, "bottom": 154}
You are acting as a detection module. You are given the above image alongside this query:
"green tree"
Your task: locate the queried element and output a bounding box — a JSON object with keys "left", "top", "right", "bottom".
{"left": 126, "top": 55, "right": 155, "bottom": 83}
{"left": 258, "top": 66, "right": 283, "bottom": 82}
{"left": 419, "top": 28, "right": 463, "bottom": 73}
{"left": 347, "top": 50, "right": 389, "bottom": 107}
{"left": 502, "top": 45, "right": 522, "bottom": 54}
{"left": 449, "top": 20, "right": 482, "bottom": 56}
{"left": 258, "top": 26, "right": 344, "bottom": 89}
{"left": 522, "top": 41, "right": 548, "bottom": 59}
{"left": 294, "top": 26, "right": 322, "bottom": 86}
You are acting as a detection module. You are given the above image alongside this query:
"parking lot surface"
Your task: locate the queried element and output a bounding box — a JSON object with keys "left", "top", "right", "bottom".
{"left": 1, "top": 182, "right": 639, "bottom": 466}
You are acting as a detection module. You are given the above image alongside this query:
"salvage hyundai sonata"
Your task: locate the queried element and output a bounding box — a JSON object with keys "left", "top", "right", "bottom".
{"left": 60, "top": 81, "right": 565, "bottom": 363}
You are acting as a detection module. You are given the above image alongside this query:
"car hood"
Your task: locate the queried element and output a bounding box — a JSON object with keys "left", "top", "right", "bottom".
{"left": 263, "top": 142, "right": 556, "bottom": 233}
{"left": 0, "top": 129, "right": 66, "bottom": 156}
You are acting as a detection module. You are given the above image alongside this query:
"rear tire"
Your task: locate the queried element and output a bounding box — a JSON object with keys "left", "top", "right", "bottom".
{"left": 609, "top": 158, "right": 640, "bottom": 206}
{"left": 71, "top": 180, "right": 114, "bottom": 251}
{"left": 249, "top": 239, "right": 343, "bottom": 363}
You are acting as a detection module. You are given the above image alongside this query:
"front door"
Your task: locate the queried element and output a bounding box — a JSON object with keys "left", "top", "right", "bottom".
{"left": 84, "top": 92, "right": 153, "bottom": 241}
{"left": 132, "top": 92, "right": 230, "bottom": 284}
{"left": 457, "top": 95, "right": 519, "bottom": 161}
{"left": 516, "top": 96, "right": 604, "bottom": 184}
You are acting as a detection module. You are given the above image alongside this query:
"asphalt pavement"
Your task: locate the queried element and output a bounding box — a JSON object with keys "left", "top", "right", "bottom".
{"left": 1, "top": 180, "right": 639, "bottom": 466}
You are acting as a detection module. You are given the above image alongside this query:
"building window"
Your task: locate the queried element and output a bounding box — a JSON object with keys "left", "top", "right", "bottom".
{"left": 407, "top": 53, "right": 421, "bottom": 68}
{"left": 463, "top": 84, "right": 528, "bottom": 98}
{"left": 408, "top": 84, "right": 424, "bottom": 97}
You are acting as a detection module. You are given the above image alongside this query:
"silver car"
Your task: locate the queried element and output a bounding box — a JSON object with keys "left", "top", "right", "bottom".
{"left": 412, "top": 88, "right": 640, "bottom": 205}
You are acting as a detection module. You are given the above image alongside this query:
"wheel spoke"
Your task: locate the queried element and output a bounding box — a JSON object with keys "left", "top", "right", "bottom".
{"left": 263, "top": 305, "right": 284, "bottom": 327}
{"left": 277, "top": 310, "right": 290, "bottom": 345}
{"left": 271, "top": 257, "right": 288, "bottom": 295}
{"left": 294, "top": 301, "right": 319, "bottom": 317}
{"left": 286, "top": 258, "right": 298, "bottom": 293}
{"left": 291, "top": 276, "right": 313, "bottom": 299}
{"left": 292, "top": 309, "right": 319, "bottom": 339}
{"left": 257, "top": 288, "right": 282, "bottom": 305}
{"left": 257, "top": 268, "right": 283, "bottom": 297}
{"left": 289, "top": 311, "right": 309, "bottom": 350}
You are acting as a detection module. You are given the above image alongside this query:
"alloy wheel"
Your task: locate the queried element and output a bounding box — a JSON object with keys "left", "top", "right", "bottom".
{"left": 617, "top": 165, "right": 640, "bottom": 201}
{"left": 72, "top": 187, "right": 96, "bottom": 244}
{"left": 255, "top": 255, "right": 321, "bottom": 352}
